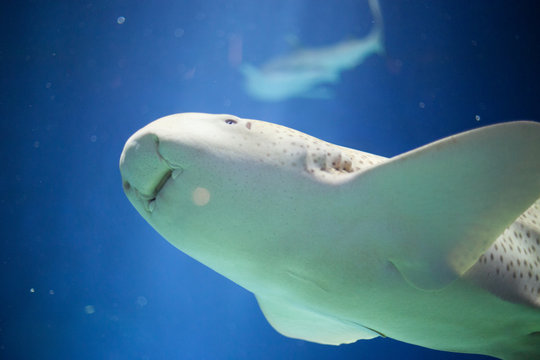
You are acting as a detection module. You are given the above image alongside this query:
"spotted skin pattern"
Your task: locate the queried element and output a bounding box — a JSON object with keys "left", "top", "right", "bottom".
{"left": 467, "top": 200, "right": 540, "bottom": 307}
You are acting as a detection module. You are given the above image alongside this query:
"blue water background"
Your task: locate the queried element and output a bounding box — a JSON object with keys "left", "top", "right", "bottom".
{"left": 2, "top": 1, "right": 539, "bottom": 359}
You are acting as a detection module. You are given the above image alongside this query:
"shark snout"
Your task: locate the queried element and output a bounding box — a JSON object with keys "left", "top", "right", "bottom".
{"left": 120, "top": 131, "right": 183, "bottom": 212}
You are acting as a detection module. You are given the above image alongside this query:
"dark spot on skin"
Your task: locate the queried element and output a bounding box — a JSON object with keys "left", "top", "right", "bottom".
{"left": 246, "top": 121, "right": 252, "bottom": 130}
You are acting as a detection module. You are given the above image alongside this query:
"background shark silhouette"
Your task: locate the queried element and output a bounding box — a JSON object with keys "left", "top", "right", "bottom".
{"left": 241, "top": 0, "right": 384, "bottom": 101}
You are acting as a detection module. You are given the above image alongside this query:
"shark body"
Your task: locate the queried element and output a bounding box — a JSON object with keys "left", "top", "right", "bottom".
{"left": 120, "top": 113, "right": 540, "bottom": 359}
{"left": 241, "top": 0, "right": 384, "bottom": 101}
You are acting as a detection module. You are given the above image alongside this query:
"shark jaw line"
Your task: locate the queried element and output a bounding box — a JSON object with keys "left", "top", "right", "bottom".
{"left": 145, "top": 140, "right": 185, "bottom": 213}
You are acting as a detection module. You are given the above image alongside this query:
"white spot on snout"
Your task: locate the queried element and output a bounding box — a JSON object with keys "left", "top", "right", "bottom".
{"left": 192, "top": 187, "right": 210, "bottom": 206}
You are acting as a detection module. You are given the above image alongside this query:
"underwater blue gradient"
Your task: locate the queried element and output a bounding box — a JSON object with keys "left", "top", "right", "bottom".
{"left": 2, "top": 0, "right": 539, "bottom": 359}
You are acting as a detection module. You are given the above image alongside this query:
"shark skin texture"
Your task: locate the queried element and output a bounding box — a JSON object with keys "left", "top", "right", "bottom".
{"left": 120, "top": 113, "right": 540, "bottom": 359}
{"left": 240, "top": 0, "right": 384, "bottom": 101}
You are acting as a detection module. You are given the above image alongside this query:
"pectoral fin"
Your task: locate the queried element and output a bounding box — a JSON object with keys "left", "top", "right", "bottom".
{"left": 344, "top": 121, "right": 540, "bottom": 290}
{"left": 255, "top": 295, "right": 381, "bottom": 345}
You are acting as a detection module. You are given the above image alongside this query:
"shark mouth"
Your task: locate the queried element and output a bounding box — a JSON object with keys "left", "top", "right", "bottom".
{"left": 121, "top": 147, "right": 184, "bottom": 213}
{"left": 147, "top": 169, "right": 172, "bottom": 208}
{"left": 120, "top": 131, "right": 187, "bottom": 214}
{"left": 143, "top": 165, "right": 183, "bottom": 212}
{"left": 138, "top": 138, "right": 185, "bottom": 212}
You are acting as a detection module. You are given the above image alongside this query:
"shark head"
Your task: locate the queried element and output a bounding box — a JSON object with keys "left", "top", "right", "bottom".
{"left": 122, "top": 113, "right": 309, "bottom": 209}
{"left": 120, "top": 113, "right": 253, "bottom": 208}
{"left": 120, "top": 113, "right": 383, "bottom": 215}
{"left": 119, "top": 113, "right": 382, "bottom": 285}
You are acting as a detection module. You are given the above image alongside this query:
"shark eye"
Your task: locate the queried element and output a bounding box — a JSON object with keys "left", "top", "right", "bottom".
{"left": 225, "top": 119, "right": 237, "bottom": 125}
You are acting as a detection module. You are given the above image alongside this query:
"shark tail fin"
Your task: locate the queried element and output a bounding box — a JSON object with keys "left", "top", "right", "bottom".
{"left": 367, "top": 0, "right": 385, "bottom": 55}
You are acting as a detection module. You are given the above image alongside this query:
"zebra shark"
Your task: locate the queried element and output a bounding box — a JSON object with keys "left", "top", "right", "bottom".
{"left": 240, "top": 0, "right": 384, "bottom": 101}
{"left": 120, "top": 113, "right": 540, "bottom": 359}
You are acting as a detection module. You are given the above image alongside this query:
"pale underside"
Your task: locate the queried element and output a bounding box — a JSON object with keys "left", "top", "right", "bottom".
{"left": 120, "top": 114, "right": 540, "bottom": 360}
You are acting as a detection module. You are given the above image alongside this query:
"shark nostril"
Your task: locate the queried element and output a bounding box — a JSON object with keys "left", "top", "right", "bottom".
{"left": 123, "top": 181, "right": 131, "bottom": 191}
